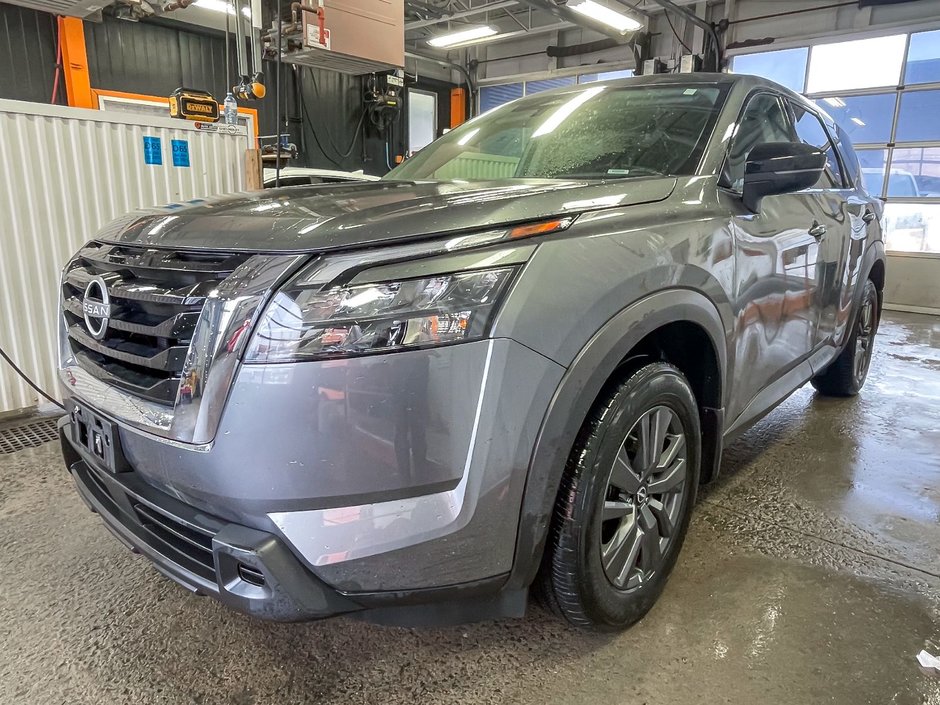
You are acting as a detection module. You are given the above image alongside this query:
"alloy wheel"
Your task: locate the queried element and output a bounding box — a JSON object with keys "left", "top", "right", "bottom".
{"left": 600, "top": 406, "right": 688, "bottom": 591}
{"left": 854, "top": 297, "right": 876, "bottom": 384}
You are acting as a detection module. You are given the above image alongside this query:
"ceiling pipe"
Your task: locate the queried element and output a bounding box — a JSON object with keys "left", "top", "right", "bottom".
{"left": 405, "top": 0, "right": 520, "bottom": 30}
{"left": 516, "top": 0, "right": 642, "bottom": 43}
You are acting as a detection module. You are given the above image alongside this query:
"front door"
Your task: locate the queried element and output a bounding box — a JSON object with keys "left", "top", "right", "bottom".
{"left": 720, "top": 92, "right": 827, "bottom": 426}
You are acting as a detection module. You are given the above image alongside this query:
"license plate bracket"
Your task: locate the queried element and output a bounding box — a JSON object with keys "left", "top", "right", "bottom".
{"left": 69, "top": 403, "right": 126, "bottom": 473}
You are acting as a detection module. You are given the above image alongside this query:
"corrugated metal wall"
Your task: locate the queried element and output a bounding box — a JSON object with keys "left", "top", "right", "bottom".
{"left": 0, "top": 100, "right": 246, "bottom": 414}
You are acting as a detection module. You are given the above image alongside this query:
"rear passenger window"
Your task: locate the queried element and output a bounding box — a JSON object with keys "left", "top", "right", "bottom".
{"left": 725, "top": 93, "right": 793, "bottom": 191}
{"left": 790, "top": 103, "right": 844, "bottom": 188}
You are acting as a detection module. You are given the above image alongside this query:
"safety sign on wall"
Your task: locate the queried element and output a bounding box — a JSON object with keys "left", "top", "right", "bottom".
{"left": 143, "top": 136, "right": 162, "bottom": 165}
{"left": 171, "top": 139, "right": 190, "bottom": 168}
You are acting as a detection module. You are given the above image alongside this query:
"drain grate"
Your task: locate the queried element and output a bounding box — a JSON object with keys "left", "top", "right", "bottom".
{"left": 0, "top": 417, "right": 61, "bottom": 454}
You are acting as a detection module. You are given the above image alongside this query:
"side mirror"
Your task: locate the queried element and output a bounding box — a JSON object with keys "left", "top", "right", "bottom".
{"left": 742, "top": 142, "right": 827, "bottom": 213}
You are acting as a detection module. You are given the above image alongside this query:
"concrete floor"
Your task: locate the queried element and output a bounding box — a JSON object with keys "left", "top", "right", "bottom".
{"left": 1, "top": 311, "right": 938, "bottom": 705}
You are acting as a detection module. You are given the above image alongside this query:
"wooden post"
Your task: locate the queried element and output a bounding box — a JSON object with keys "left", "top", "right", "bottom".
{"left": 245, "top": 149, "right": 263, "bottom": 190}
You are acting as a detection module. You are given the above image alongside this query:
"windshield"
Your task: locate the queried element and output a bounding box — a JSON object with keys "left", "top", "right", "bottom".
{"left": 386, "top": 82, "right": 728, "bottom": 182}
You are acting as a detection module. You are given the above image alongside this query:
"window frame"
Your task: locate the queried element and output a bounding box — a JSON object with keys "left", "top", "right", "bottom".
{"left": 785, "top": 99, "right": 850, "bottom": 190}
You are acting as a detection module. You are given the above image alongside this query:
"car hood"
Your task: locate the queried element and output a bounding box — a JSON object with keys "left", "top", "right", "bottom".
{"left": 96, "top": 178, "right": 678, "bottom": 253}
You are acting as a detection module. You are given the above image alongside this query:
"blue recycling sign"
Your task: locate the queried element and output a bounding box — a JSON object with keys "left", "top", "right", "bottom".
{"left": 142, "top": 136, "right": 162, "bottom": 165}
{"left": 171, "top": 139, "right": 190, "bottom": 168}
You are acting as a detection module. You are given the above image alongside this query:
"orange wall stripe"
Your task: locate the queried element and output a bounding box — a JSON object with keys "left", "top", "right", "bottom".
{"left": 58, "top": 17, "right": 94, "bottom": 109}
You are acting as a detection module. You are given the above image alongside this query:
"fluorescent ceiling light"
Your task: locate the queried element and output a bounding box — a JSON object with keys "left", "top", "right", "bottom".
{"left": 195, "top": 0, "right": 251, "bottom": 17}
{"left": 851, "top": 117, "right": 866, "bottom": 126}
{"left": 428, "top": 26, "right": 498, "bottom": 48}
{"left": 823, "top": 97, "right": 846, "bottom": 108}
{"left": 568, "top": 0, "right": 642, "bottom": 33}
{"left": 533, "top": 86, "right": 605, "bottom": 138}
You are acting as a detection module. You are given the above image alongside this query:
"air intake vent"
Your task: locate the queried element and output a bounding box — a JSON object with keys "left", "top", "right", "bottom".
{"left": 0, "top": 417, "right": 61, "bottom": 454}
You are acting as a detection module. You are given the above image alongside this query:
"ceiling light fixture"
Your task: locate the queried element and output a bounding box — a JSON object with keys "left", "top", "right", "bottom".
{"left": 195, "top": 0, "right": 251, "bottom": 17}
{"left": 567, "top": 0, "right": 643, "bottom": 33}
{"left": 428, "top": 26, "right": 498, "bottom": 48}
{"left": 851, "top": 117, "right": 866, "bottom": 126}
{"left": 823, "top": 97, "right": 846, "bottom": 108}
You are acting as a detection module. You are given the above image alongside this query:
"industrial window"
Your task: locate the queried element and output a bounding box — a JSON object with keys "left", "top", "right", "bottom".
{"left": 579, "top": 69, "right": 635, "bottom": 83}
{"left": 806, "top": 34, "right": 907, "bottom": 93}
{"left": 525, "top": 76, "right": 577, "bottom": 94}
{"left": 730, "top": 48, "right": 809, "bottom": 93}
{"left": 906, "top": 29, "right": 940, "bottom": 85}
{"left": 814, "top": 94, "right": 896, "bottom": 145}
{"left": 733, "top": 27, "right": 940, "bottom": 254}
{"left": 480, "top": 83, "right": 523, "bottom": 113}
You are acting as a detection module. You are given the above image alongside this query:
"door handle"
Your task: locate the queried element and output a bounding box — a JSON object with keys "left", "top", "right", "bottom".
{"left": 809, "top": 221, "right": 827, "bottom": 239}
{"left": 862, "top": 209, "right": 877, "bottom": 224}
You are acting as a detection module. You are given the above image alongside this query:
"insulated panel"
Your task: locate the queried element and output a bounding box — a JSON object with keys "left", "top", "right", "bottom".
{"left": 0, "top": 100, "right": 247, "bottom": 414}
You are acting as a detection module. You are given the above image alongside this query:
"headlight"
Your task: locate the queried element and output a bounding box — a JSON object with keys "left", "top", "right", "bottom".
{"left": 244, "top": 266, "right": 516, "bottom": 363}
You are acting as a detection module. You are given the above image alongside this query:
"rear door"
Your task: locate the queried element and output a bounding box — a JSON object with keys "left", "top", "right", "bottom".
{"left": 786, "top": 101, "right": 857, "bottom": 353}
{"left": 721, "top": 91, "right": 827, "bottom": 427}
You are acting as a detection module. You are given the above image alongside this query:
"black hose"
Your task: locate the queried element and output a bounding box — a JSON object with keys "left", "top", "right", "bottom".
{"left": 0, "top": 345, "right": 65, "bottom": 411}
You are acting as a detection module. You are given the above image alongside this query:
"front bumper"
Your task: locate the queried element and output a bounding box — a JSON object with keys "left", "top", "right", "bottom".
{"left": 61, "top": 419, "right": 360, "bottom": 622}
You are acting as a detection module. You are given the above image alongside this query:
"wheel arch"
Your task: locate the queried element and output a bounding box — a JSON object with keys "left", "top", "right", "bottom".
{"left": 508, "top": 288, "right": 728, "bottom": 590}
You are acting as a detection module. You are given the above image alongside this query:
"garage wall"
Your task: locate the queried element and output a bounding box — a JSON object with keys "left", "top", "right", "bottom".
{"left": 0, "top": 9, "right": 456, "bottom": 176}
{"left": 0, "top": 3, "right": 59, "bottom": 105}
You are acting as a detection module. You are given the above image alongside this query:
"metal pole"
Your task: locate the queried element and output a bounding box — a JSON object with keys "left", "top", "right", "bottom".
{"left": 275, "top": 0, "right": 282, "bottom": 187}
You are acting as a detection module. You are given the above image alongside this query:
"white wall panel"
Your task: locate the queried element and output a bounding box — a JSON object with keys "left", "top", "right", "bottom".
{"left": 0, "top": 99, "right": 247, "bottom": 414}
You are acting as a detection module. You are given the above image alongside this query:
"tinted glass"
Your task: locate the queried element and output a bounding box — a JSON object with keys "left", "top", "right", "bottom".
{"left": 905, "top": 29, "right": 940, "bottom": 85}
{"left": 896, "top": 90, "right": 940, "bottom": 143}
{"left": 807, "top": 34, "right": 906, "bottom": 93}
{"left": 388, "top": 84, "right": 728, "bottom": 181}
{"left": 725, "top": 93, "right": 793, "bottom": 190}
{"left": 816, "top": 94, "right": 896, "bottom": 144}
{"left": 732, "top": 48, "right": 808, "bottom": 92}
{"left": 791, "top": 103, "right": 842, "bottom": 188}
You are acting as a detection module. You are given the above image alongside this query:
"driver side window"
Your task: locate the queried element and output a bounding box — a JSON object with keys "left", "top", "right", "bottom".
{"left": 725, "top": 93, "right": 793, "bottom": 191}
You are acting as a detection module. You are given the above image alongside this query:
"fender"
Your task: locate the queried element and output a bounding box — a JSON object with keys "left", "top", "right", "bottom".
{"left": 506, "top": 288, "right": 728, "bottom": 590}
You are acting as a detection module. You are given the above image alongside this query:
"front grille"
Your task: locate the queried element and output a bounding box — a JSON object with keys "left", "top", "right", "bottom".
{"left": 133, "top": 503, "right": 216, "bottom": 582}
{"left": 62, "top": 242, "right": 248, "bottom": 406}
{"left": 75, "top": 460, "right": 220, "bottom": 584}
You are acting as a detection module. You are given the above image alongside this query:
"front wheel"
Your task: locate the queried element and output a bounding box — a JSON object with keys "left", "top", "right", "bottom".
{"left": 811, "top": 279, "right": 880, "bottom": 397}
{"left": 537, "top": 362, "right": 701, "bottom": 631}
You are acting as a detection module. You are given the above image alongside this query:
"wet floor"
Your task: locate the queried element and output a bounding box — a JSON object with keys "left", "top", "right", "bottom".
{"left": 1, "top": 311, "right": 938, "bottom": 705}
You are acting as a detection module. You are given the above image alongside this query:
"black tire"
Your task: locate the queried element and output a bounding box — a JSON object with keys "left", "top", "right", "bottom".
{"left": 537, "top": 362, "right": 701, "bottom": 632}
{"left": 811, "top": 279, "right": 880, "bottom": 397}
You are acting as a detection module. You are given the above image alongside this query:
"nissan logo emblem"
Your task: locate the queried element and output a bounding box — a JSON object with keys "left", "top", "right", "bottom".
{"left": 82, "top": 276, "right": 112, "bottom": 340}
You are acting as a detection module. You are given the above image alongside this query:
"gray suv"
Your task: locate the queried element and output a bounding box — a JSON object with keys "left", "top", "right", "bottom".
{"left": 58, "top": 74, "right": 885, "bottom": 631}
